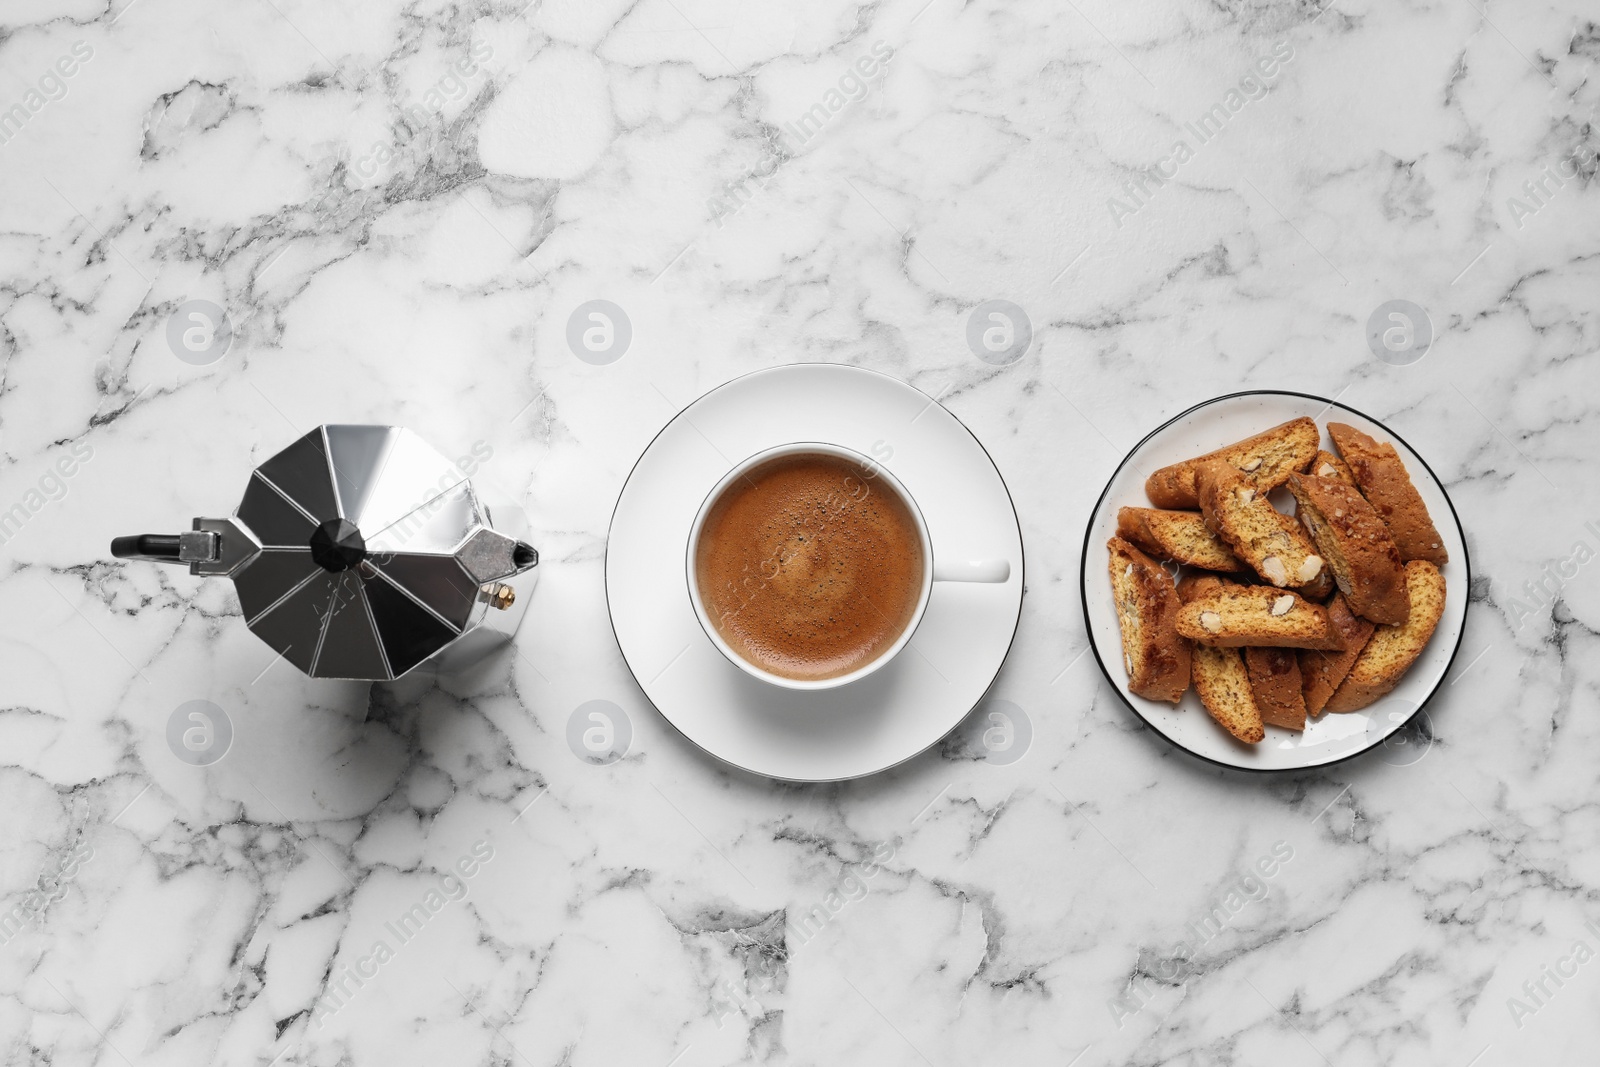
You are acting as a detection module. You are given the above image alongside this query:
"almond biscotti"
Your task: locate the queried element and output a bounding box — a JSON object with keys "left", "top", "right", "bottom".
{"left": 1300, "top": 594, "right": 1377, "bottom": 716}
{"left": 1328, "top": 422, "right": 1448, "bottom": 565}
{"left": 1296, "top": 453, "right": 1358, "bottom": 560}
{"left": 1178, "top": 575, "right": 1263, "bottom": 743}
{"left": 1191, "top": 646, "right": 1264, "bottom": 743}
{"left": 1174, "top": 585, "right": 1338, "bottom": 649}
{"left": 1325, "top": 561, "right": 1447, "bottom": 712}
{"left": 1286, "top": 473, "right": 1409, "bottom": 625}
{"left": 1116, "top": 507, "right": 1246, "bottom": 573}
{"left": 1245, "top": 647, "right": 1307, "bottom": 732}
{"left": 1107, "top": 536, "right": 1191, "bottom": 703}
{"left": 1145, "top": 417, "right": 1320, "bottom": 510}
{"left": 1195, "top": 460, "right": 1331, "bottom": 598}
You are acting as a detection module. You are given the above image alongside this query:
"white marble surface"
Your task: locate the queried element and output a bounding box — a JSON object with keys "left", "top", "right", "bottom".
{"left": 1, "top": 0, "right": 1597, "bottom": 1064}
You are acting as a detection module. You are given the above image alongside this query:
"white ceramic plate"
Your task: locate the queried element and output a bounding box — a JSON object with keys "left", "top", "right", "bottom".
{"left": 1080, "top": 391, "right": 1470, "bottom": 772}
{"left": 606, "top": 364, "right": 1025, "bottom": 782}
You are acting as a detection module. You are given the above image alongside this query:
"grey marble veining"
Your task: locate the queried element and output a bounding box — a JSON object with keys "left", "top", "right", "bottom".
{"left": 0, "top": 0, "right": 1597, "bottom": 1064}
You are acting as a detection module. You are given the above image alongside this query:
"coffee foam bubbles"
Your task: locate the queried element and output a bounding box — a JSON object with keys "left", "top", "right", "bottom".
{"left": 695, "top": 454, "right": 924, "bottom": 681}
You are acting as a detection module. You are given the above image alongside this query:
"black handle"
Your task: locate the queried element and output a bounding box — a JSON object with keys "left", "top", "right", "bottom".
{"left": 513, "top": 541, "right": 538, "bottom": 569}
{"left": 111, "top": 534, "right": 185, "bottom": 563}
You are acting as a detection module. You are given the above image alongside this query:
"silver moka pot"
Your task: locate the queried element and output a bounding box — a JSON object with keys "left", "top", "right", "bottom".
{"left": 111, "top": 425, "right": 539, "bottom": 680}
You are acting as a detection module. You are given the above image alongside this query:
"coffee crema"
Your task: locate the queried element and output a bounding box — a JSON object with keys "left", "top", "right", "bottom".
{"left": 694, "top": 451, "right": 925, "bottom": 681}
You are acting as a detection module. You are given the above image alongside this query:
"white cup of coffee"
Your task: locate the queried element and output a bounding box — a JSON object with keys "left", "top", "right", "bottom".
{"left": 686, "top": 441, "right": 1010, "bottom": 691}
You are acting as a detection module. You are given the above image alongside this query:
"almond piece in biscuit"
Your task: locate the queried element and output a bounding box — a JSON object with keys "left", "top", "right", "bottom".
{"left": 1310, "top": 449, "right": 1357, "bottom": 486}
{"left": 1116, "top": 507, "right": 1247, "bottom": 573}
{"left": 1107, "top": 536, "right": 1191, "bottom": 703}
{"left": 1324, "top": 561, "right": 1447, "bottom": 712}
{"left": 1144, "top": 417, "right": 1320, "bottom": 510}
{"left": 1287, "top": 473, "right": 1409, "bottom": 625}
{"left": 1174, "top": 585, "right": 1338, "bottom": 649}
{"left": 1245, "top": 647, "right": 1307, "bottom": 731}
{"left": 1300, "top": 594, "right": 1377, "bottom": 716}
{"left": 1328, "top": 423, "right": 1448, "bottom": 565}
{"left": 1195, "top": 460, "right": 1329, "bottom": 598}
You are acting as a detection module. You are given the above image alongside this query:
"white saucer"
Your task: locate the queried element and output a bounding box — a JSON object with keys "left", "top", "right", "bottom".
{"left": 606, "top": 364, "right": 1025, "bottom": 782}
{"left": 1081, "top": 391, "right": 1471, "bottom": 773}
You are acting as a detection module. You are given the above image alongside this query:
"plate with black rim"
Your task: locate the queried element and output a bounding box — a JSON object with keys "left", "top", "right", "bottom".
{"left": 1080, "top": 390, "right": 1470, "bottom": 773}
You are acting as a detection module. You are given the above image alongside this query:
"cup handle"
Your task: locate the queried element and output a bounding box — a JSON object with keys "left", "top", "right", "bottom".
{"left": 933, "top": 559, "right": 1010, "bottom": 583}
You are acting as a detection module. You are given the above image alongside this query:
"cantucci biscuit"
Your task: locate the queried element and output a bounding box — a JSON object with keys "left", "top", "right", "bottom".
{"left": 1324, "top": 561, "right": 1446, "bottom": 712}
{"left": 1245, "top": 647, "right": 1307, "bottom": 732}
{"left": 1178, "top": 575, "right": 1263, "bottom": 743}
{"left": 1116, "top": 507, "right": 1247, "bottom": 573}
{"left": 1195, "top": 460, "right": 1331, "bottom": 598}
{"left": 1145, "top": 417, "right": 1320, "bottom": 510}
{"left": 1174, "top": 585, "right": 1338, "bottom": 649}
{"left": 1300, "top": 594, "right": 1377, "bottom": 715}
{"left": 1107, "top": 536, "right": 1191, "bottom": 703}
{"left": 1328, "top": 423, "right": 1449, "bottom": 565}
{"left": 1287, "top": 473, "right": 1409, "bottom": 625}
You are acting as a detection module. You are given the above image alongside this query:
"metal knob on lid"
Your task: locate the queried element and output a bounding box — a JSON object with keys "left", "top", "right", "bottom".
{"left": 111, "top": 424, "right": 539, "bottom": 681}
